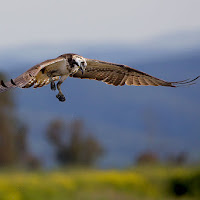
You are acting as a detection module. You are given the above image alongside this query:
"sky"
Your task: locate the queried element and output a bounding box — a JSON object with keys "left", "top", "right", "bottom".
{"left": 1, "top": 0, "right": 200, "bottom": 49}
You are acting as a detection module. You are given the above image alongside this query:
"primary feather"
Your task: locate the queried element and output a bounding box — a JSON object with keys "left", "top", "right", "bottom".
{"left": 71, "top": 58, "right": 195, "bottom": 87}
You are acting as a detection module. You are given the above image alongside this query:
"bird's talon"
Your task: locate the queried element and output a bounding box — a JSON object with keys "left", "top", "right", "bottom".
{"left": 56, "top": 94, "right": 66, "bottom": 102}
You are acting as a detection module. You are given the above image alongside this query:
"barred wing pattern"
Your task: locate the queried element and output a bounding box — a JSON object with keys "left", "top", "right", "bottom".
{"left": 0, "top": 57, "right": 65, "bottom": 93}
{"left": 71, "top": 59, "right": 198, "bottom": 87}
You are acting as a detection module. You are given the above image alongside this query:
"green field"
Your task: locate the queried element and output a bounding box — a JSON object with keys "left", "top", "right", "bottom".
{"left": 0, "top": 166, "right": 199, "bottom": 200}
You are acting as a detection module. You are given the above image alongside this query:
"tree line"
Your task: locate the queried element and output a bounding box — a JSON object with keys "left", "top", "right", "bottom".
{"left": 0, "top": 73, "right": 104, "bottom": 169}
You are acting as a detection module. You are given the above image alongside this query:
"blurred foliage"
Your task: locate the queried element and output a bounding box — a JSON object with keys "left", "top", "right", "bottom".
{"left": 136, "top": 150, "right": 189, "bottom": 166}
{"left": 0, "top": 73, "right": 27, "bottom": 166}
{"left": 0, "top": 166, "right": 199, "bottom": 200}
{"left": 47, "top": 119, "right": 104, "bottom": 166}
{"left": 0, "top": 73, "right": 15, "bottom": 108}
{"left": 136, "top": 151, "right": 159, "bottom": 165}
{"left": 169, "top": 170, "right": 200, "bottom": 197}
{"left": 166, "top": 152, "right": 188, "bottom": 165}
{"left": 0, "top": 72, "right": 40, "bottom": 169}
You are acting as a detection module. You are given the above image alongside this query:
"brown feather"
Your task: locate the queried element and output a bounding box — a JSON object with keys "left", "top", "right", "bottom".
{"left": 71, "top": 58, "right": 185, "bottom": 87}
{"left": 132, "top": 77, "right": 140, "bottom": 86}
{"left": 144, "top": 78, "right": 158, "bottom": 86}
{"left": 138, "top": 77, "right": 148, "bottom": 86}
{"left": 0, "top": 57, "right": 65, "bottom": 93}
{"left": 126, "top": 76, "right": 134, "bottom": 85}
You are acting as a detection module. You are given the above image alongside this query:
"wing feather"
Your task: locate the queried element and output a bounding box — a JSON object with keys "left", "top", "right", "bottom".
{"left": 0, "top": 57, "right": 65, "bottom": 93}
{"left": 113, "top": 73, "right": 124, "bottom": 86}
{"left": 138, "top": 77, "right": 148, "bottom": 86}
{"left": 126, "top": 76, "right": 133, "bottom": 85}
{"left": 105, "top": 72, "right": 115, "bottom": 85}
{"left": 71, "top": 58, "right": 176, "bottom": 87}
{"left": 132, "top": 77, "right": 140, "bottom": 86}
{"left": 119, "top": 74, "right": 128, "bottom": 86}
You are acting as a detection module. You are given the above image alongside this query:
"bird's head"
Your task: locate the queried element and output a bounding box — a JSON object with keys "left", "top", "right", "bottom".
{"left": 72, "top": 55, "right": 87, "bottom": 74}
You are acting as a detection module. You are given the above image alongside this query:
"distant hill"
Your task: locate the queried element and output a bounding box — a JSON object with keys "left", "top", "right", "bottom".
{"left": 0, "top": 44, "right": 200, "bottom": 168}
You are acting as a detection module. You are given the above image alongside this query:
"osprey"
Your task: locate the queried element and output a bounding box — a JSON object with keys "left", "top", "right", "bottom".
{"left": 0, "top": 53, "right": 199, "bottom": 102}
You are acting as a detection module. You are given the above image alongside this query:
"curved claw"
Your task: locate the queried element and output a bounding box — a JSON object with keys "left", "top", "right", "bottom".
{"left": 56, "top": 94, "right": 66, "bottom": 102}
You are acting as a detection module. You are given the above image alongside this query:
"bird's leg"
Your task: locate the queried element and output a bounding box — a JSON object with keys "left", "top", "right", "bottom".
{"left": 56, "top": 75, "right": 68, "bottom": 102}
{"left": 49, "top": 77, "right": 56, "bottom": 91}
{"left": 46, "top": 72, "right": 56, "bottom": 91}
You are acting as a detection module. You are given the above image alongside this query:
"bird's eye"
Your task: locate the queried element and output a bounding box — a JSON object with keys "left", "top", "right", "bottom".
{"left": 81, "top": 61, "right": 84, "bottom": 65}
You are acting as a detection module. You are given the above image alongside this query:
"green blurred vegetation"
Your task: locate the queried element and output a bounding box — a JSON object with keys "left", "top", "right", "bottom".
{"left": 0, "top": 166, "right": 199, "bottom": 200}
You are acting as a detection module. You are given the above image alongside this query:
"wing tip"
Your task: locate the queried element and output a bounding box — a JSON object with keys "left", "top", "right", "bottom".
{"left": 10, "top": 79, "right": 16, "bottom": 86}
{"left": 1, "top": 80, "right": 8, "bottom": 88}
{"left": 170, "top": 75, "right": 200, "bottom": 87}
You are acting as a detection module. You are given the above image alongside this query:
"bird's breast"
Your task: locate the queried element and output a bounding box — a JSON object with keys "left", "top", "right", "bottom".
{"left": 45, "top": 63, "right": 70, "bottom": 77}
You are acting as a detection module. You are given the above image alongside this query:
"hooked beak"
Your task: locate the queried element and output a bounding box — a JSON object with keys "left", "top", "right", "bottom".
{"left": 79, "top": 65, "right": 85, "bottom": 75}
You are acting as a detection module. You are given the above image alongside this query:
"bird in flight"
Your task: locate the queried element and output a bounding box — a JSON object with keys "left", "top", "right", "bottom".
{"left": 0, "top": 53, "right": 199, "bottom": 102}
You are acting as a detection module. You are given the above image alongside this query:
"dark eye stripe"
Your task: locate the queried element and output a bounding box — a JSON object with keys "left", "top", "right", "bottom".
{"left": 72, "top": 60, "right": 79, "bottom": 66}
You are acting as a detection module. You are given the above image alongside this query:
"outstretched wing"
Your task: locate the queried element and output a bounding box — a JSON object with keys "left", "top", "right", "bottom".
{"left": 0, "top": 57, "right": 66, "bottom": 93}
{"left": 71, "top": 58, "right": 200, "bottom": 87}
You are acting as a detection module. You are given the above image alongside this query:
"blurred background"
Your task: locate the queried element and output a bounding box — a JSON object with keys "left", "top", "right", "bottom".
{"left": 0, "top": 0, "right": 200, "bottom": 199}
